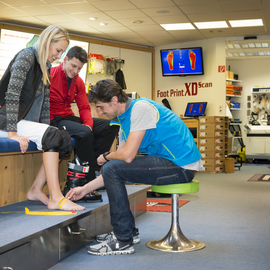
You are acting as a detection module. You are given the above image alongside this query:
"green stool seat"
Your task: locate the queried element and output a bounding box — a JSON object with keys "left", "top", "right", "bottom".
{"left": 146, "top": 180, "right": 205, "bottom": 252}
{"left": 151, "top": 180, "right": 199, "bottom": 194}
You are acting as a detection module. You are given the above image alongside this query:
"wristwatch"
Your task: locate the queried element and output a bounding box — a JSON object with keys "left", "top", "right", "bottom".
{"left": 103, "top": 151, "right": 110, "bottom": 162}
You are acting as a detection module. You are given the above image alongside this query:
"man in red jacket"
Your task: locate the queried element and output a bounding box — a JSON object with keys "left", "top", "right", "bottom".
{"left": 50, "top": 46, "right": 118, "bottom": 201}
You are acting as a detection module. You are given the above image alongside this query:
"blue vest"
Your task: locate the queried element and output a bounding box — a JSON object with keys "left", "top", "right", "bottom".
{"left": 111, "top": 98, "right": 201, "bottom": 167}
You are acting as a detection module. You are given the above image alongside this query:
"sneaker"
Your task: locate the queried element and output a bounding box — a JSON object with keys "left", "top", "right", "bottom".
{"left": 87, "top": 238, "right": 134, "bottom": 255}
{"left": 96, "top": 228, "right": 140, "bottom": 244}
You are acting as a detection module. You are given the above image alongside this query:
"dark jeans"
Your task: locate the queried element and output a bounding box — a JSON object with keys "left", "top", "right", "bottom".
{"left": 51, "top": 116, "right": 119, "bottom": 182}
{"left": 101, "top": 155, "right": 195, "bottom": 241}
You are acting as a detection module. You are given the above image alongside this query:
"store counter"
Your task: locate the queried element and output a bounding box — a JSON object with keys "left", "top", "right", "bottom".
{"left": 243, "top": 124, "right": 270, "bottom": 159}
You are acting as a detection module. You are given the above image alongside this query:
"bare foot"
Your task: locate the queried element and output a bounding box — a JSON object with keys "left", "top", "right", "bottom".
{"left": 27, "top": 187, "right": 49, "bottom": 205}
{"left": 47, "top": 197, "right": 85, "bottom": 211}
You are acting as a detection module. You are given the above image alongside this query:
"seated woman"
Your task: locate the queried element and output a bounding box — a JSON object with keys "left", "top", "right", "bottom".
{"left": 0, "top": 25, "right": 85, "bottom": 211}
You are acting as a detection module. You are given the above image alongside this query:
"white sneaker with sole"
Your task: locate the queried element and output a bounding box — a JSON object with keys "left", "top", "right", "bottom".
{"left": 96, "top": 228, "right": 140, "bottom": 244}
{"left": 87, "top": 238, "right": 134, "bottom": 256}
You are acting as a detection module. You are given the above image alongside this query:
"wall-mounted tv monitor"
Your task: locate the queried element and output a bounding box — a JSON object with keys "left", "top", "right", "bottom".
{"left": 160, "top": 47, "right": 204, "bottom": 76}
{"left": 184, "top": 102, "right": 207, "bottom": 117}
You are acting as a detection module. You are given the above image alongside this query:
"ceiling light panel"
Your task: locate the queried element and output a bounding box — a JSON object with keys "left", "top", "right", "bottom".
{"left": 194, "top": 21, "right": 228, "bottom": 29}
{"left": 160, "top": 23, "right": 195, "bottom": 30}
{"left": 229, "top": 19, "right": 263, "bottom": 27}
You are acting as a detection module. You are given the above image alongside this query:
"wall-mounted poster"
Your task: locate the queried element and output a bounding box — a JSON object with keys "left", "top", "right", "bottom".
{"left": 0, "top": 29, "right": 89, "bottom": 82}
{"left": 0, "top": 29, "right": 35, "bottom": 77}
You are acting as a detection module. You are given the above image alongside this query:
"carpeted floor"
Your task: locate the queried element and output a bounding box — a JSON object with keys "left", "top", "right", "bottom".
{"left": 50, "top": 165, "right": 270, "bottom": 270}
{"left": 146, "top": 198, "right": 189, "bottom": 212}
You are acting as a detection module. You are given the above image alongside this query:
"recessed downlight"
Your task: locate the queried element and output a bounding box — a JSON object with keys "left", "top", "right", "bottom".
{"left": 89, "top": 17, "right": 97, "bottom": 20}
{"left": 132, "top": 20, "right": 144, "bottom": 24}
{"left": 156, "top": 10, "right": 169, "bottom": 14}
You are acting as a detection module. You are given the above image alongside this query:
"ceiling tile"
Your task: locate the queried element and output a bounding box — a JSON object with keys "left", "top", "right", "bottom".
{"left": 36, "top": 14, "right": 78, "bottom": 24}
{"left": 151, "top": 15, "right": 190, "bottom": 24}
{"left": 0, "top": 0, "right": 269, "bottom": 48}
{"left": 141, "top": 7, "right": 183, "bottom": 17}
{"left": 86, "top": 19, "right": 123, "bottom": 29}
{"left": 70, "top": 12, "right": 111, "bottom": 21}
{"left": 114, "top": 37, "right": 154, "bottom": 46}
{"left": 56, "top": 21, "right": 93, "bottom": 29}
{"left": 219, "top": 2, "right": 261, "bottom": 12}
{"left": 174, "top": 0, "right": 217, "bottom": 5}
{"left": 18, "top": 5, "right": 63, "bottom": 16}
{"left": 94, "top": 26, "right": 133, "bottom": 33}
{"left": 42, "top": 0, "right": 86, "bottom": 4}
{"left": 128, "top": 24, "right": 163, "bottom": 32}
{"left": 104, "top": 9, "right": 147, "bottom": 19}
{"left": 0, "top": 0, "right": 44, "bottom": 7}
{"left": 138, "top": 30, "right": 175, "bottom": 39}
{"left": 216, "top": 0, "right": 260, "bottom": 3}
{"left": 107, "top": 31, "right": 142, "bottom": 39}
{"left": 1, "top": 16, "right": 48, "bottom": 27}
{"left": 0, "top": 7, "right": 28, "bottom": 17}
{"left": 261, "top": 0, "right": 270, "bottom": 9}
{"left": 179, "top": 4, "right": 222, "bottom": 14}
{"left": 224, "top": 10, "right": 263, "bottom": 20}
{"left": 187, "top": 14, "right": 226, "bottom": 22}
{"left": 116, "top": 17, "right": 155, "bottom": 26}
{"left": 52, "top": 3, "right": 99, "bottom": 13}
{"left": 200, "top": 29, "right": 236, "bottom": 38}
{"left": 90, "top": 0, "right": 137, "bottom": 11}
{"left": 128, "top": 0, "right": 175, "bottom": 9}
{"left": 231, "top": 26, "right": 267, "bottom": 35}
{"left": 168, "top": 30, "right": 204, "bottom": 39}
{"left": 0, "top": 3, "right": 10, "bottom": 9}
{"left": 145, "top": 37, "right": 178, "bottom": 46}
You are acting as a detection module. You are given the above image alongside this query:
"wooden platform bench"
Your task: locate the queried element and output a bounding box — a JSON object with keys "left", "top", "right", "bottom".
{"left": 0, "top": 138, "right": 77, "bottom": 207}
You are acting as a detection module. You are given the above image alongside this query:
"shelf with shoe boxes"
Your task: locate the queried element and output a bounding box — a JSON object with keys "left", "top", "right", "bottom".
{"left": 198, "top": 116, "right": 231, "bottom": 173}
{"left": 226, "top": 79, "right": 242, "bottom": 111}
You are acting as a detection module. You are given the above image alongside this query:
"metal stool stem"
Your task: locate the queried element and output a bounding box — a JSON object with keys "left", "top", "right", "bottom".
{"left": 146, "top": 193, "right": 205, "bottom": 252}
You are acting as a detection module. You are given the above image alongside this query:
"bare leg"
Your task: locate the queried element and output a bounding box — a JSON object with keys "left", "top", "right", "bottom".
{"left": 26, "top": 163, "right": 49, "bottom": 205}
{"left": 43, "top": 152, "right": 85, "bottom": 211}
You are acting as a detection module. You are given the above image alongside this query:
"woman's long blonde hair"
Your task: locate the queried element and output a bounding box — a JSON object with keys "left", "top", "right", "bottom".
{"left": 36, "top": 25, "right": 70, "bottom": 85}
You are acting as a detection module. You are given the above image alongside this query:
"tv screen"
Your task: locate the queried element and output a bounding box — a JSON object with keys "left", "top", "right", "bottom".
{"left": 184, "top": 102, "right": 207, "bottom": 117}
{"left": 160, "top": 47, "right": 204, "bottom": 76}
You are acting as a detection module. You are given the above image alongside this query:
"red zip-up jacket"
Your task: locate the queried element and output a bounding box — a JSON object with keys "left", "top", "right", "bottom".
{"left": 49, "top": 63, "right": 93, "bottom": 128}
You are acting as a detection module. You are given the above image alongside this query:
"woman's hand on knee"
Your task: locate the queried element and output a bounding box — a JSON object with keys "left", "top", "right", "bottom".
{"left": 8, "top": 132, "right": 29, "bottom": 153}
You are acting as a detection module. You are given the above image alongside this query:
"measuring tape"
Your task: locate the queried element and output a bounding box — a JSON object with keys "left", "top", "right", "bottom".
{"left": 25, "top": 207, "right": 77, "bottom": 215}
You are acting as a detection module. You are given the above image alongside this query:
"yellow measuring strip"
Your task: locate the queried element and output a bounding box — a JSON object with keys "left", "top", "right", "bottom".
{"left": 1, "top": 211, "right": 24, "bottom": 214}
{"left": 25, "top": 207, "right": 77, "bottom": 216}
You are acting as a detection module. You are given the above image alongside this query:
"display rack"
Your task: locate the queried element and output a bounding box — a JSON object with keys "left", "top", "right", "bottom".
{"left": 226, "top": 79, "right": 243, "bottom": 118}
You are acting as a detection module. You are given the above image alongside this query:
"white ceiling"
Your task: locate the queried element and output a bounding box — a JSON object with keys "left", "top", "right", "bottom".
{"left": 0, "top": 0, "right": 270, "bottom": 48}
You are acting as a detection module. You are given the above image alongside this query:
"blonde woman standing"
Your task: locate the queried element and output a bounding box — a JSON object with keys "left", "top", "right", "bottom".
{"left": 0, "top": 25, "right": 85, "bottom": 211}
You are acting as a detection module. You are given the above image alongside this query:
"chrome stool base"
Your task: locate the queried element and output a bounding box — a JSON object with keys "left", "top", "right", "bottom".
{"left": 146, "top": 236, "right": 205, "bottom": 252}
{"left": 146, "top": 193, "right": 205, "bottom": 252}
